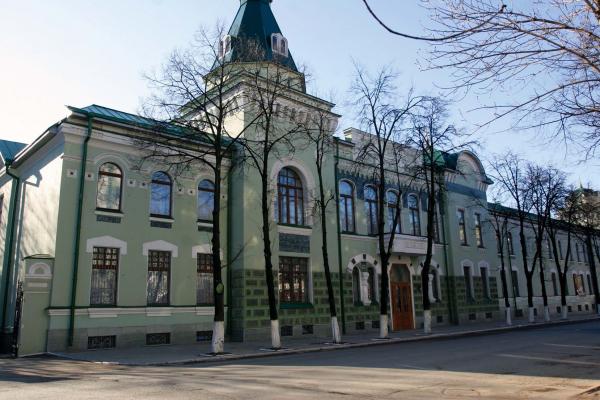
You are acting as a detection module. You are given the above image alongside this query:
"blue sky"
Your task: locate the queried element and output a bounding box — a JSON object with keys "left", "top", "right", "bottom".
{"left": 1, "top": 0, "right": 597, "bottom": 186}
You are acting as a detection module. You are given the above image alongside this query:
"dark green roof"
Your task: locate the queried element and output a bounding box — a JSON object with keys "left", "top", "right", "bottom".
{"left": 69, "top": 104, "right": 230, "bottom": 147}
{"left": 0, "top": 139, "right": 27, "bottom": 163}
{"left": 220, "top": 0, "right": 298, "bottom": 71}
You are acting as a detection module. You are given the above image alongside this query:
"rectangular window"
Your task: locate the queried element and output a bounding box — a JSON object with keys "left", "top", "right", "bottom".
{"left": 480, "top": 267, "right": 489, "bottom": 298}
{"left": 583, "top": 244, "right": 589, "bottom": 264}
{"left": 278, "top": 257, "right": 309, "bottom": 304}
{"left": 587, "top": 275, "right": 593, "bottom": 294}
{"left": 463, "top": 266, "right": 473, "bottom": 300}
{"left": 90, "top": 247, "right": 119, "bottom": 306}
{"left": 197, "top": 254, "right": 214, "bottom": 305}
{"left": 458, "top": 209, "right": 467, "bottom": 245}
{"left": 433, "top": 211, "right": 440, "bottom": 243}
{"left": 551, "top": 272, "right": 559, "bottom": 296}
{"left": 147, "top": 250, "right": 171, "bottom": 306}
{"left": 511, "top": 270, "right": 520, "bottom": 297}
{"left": 574, "top": 274, "right": 585, "bottom": 296}
{"left": 576, "top": 243, "right": 581, "bottom": 262}
{"left": 475, "top": 213, "right": 484, "bottom": 247}
{"left": 558, "top": 240, "right": 563, "bottom": 259}
{"left": 87, "top": 335, "right": 116, "bottom": 350}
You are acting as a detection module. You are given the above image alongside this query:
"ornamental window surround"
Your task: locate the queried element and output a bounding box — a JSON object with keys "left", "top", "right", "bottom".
{"left": 271, "top": 33, "right": 288, "bottom": 57}
{"left": 96, "top": 162, "right": 123, "bottom": 212}
{"left": 197, "top": 179, "right": 215, "bottom": 222}
{"left": 339, "top": 180, "right": 355, "bottom": 233}
{"left": 150, "top": 171, "right": 172, "bottom": 218}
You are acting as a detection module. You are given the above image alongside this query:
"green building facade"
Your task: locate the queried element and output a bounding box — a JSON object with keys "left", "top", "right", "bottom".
{"left": 1, "top": 0, "right": 598, "bottom": 355}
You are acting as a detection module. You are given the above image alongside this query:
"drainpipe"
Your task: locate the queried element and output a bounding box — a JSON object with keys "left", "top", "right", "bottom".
{"left": 67, "top": 117, "right": 92, "bottom": 347}
{"left": 438, "top": 191, "right": 455, "bottom": 324}
{"left": 0, "top": 162, "right": 21, "bottom": 339}
{"left": 225, "top": 153, "right": 235, "bottom": 338}
{"left": 334, "top": 139, "right": 346, "bottom": 334}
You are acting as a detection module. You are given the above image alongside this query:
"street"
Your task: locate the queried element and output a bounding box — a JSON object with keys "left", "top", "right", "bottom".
{"left": 2, "top": 321, "right": 600, "bottom": 399}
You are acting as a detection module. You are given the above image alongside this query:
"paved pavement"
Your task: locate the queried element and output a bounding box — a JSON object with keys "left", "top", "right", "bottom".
{"left": 51, "top": 313, "right": 600, "bottom": 365}
{"left": 2, "top": 320, "right": 600, "bottom": 399}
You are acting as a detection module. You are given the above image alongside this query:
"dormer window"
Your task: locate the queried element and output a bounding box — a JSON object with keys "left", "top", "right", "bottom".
{"left": 271, "top": 33, "right": 288, "bottom": 57}
{"left": 219, "top": 35, "right": 232, "bottom": 59}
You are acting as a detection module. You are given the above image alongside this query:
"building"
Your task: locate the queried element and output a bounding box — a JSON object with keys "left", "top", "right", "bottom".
{"left": 1, "top": 0, "right": 598, "bottom": 356}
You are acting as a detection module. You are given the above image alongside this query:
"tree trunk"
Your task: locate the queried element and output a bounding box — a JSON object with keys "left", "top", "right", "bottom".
{"left": 525, "top": 271, "right": 535, "bottom": 322}
{"left": 498, "top": 249, "right": 511, "bottom": 325}
{"left": 537, "top": 253, "right": 549, "bottom": 322}
{"left": 560, "top": 272, "right": 568, "bottom": 319}
{"left": 211, "top": 161, "right": 225, "bottom": 354}
{"left": 317, "top": 167, "right": 341, "bottom": 343}
{"left": 260, "top": 169, "right": 280, "bottom": 349}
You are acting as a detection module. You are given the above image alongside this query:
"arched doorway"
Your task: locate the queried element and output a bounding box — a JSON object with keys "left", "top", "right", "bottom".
{"left": 390, "top": 264, "right": 414, "bottom": 330}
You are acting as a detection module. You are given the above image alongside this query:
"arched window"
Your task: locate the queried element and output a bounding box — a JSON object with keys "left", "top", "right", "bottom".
{"left": 386, "top": 190, "right": 401, "bottom": 234}
{"left": 96, "top": 163, "right": 122, "bottom": 211}
{"left": 339, "top": 180, "right": 355, "bottom": 233}
{"left": 150, "top": 172, "right": 172, "bottom": 217}
{"left": 352, "top": 267, "right": 361, "bottom": 305}
{"left": 197, "top": 180, "right": 215, "bottom": 222}
{"left": 408, "top": 194, "right": 421, "bottom": 236}
{"left": 277, "top": 167, "right": 304, "bottom": 226}
{"left": 364, "top": 185, "right": 378, "bottom": 235}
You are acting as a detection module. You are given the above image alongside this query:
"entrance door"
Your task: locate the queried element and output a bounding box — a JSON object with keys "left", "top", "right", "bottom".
{"left": 391, "top": 265, "right": 414, "bottom": 330}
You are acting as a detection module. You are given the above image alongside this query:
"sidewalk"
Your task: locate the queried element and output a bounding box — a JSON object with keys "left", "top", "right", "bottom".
{"left": 50, "top": 314, "right": 600, "bottom": 366}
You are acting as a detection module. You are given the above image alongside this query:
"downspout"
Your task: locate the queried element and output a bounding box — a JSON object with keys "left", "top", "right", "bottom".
{"left": 67, "top": 116, "right": 92, "bottom": 347}
{"left": 225, "top": 153, "right": 234, "bottom": 338}
{"left": 334, "top": 139, "right": 346, "bottom": 334}
{"left": 0, "top": 162, "right": 21, "bottom": 336}
{"left": 438, "top": 191, "right": 454, "bottom": 324}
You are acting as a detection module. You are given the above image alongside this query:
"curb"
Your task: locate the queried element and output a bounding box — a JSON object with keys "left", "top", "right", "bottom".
{"left": 51, "top": 316, "right": 600, "bottom": 367}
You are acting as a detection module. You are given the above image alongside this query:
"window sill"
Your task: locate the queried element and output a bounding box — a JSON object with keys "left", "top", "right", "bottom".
{"left": 149, "top": 216, "right": 174, "bottom": 223}
{"left": 280, "top": 302, "right": 313, "bottom": 309}
{"left": 95, "top": 210, "right": 124, "bottom": 217}
{"left": 197, "top": 221, "right": 213, "bottom": 228}
{"left": 277, "top": 224, "right": 312, "bottom": 235}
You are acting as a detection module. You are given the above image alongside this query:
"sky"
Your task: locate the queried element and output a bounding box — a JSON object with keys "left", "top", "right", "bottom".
{"left": 0, "top": 0, "right": 597, "bottom": 187}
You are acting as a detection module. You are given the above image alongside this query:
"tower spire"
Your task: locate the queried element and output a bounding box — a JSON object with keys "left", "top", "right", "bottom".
{"left": 222, "top": 0, "right": 297, "bottom": 71}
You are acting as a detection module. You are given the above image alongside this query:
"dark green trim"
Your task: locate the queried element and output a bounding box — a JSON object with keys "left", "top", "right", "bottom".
{"left": 68, "top": 117, "right": 92, "bottom": 347}
{"left": 0, "top": 164, "right": 21, "bottom": 333}
{"left": 48, "top": 305, "right": 218, "bottom": 310}
{"left": 334, "top": 140, "right": 346, "bottom": 334}
{"left": 280, "top": 303, "right": 313, "bottom": 310}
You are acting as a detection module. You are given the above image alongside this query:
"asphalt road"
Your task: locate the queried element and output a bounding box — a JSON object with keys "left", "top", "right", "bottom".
{"left": 2, "top": 321, "right": 600, "bottom": 399}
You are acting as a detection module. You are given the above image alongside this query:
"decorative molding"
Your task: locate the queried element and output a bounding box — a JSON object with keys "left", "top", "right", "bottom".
{"left": 346, "top": 253, "right": 380, "bottom": 274}
{"left": 277, "top": 225, "right": 312, "bottom": 236}
{"left": 191, "top": 244, "right": 223, "bottom": 260}
{"left": 26, "top": 262, "right": 52, "bottom": 279}
{"left": 86, "top": 236, "right": 128, "bottom": 255}
{"left": 142, "top": 240, "right": 178, "bottom": 257}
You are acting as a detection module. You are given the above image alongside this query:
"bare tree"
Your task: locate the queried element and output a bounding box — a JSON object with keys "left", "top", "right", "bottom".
{"left": 487, "top": 204, "right": 513, "bottom": 325}
{"left": 351, "top": 65, "right": 420, "bottom": 338}
{"left": 300, "top": 104, "right": 342, "bottom": 343}
{"left": 526, "top": 164, "right": 567, "bottom": 322}
{"left": 547, "top": 186, "right": 579, "bottom": 319}
{"left": 362, "top": 0, "right": 600, "bottom": 159}
{"left": 489, "top": 152, "right": 538, "bottom": 322}
{"left": 240, "top": 58, "right": 304, "bottom": 350}
{"left": 139, "top": 25, "right": 259, "bottom": 354}
{"left": 405, "top": 97, "right": 471, "bottom": 333}
{"left": 570, "top": 187, "right": 600, "bottom": 314}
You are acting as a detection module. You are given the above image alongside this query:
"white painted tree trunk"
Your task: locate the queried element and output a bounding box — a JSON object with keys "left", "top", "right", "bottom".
{"left": 543, "top": 305, "right": 550, "bottom": 322}
{"left": 561, "top": 306, "right": 568, "bottom": 320}
{"left": 379, "top": 314, "right": 389, "bottom": 339}
{"left": 528, "top": 307, "right": 535, "bottom": 323}
{"left": 330, "top": 316, "right": 342, "bottom": 344}
{"left": 270, "top": 319, "right": 281, "bottom": 349}
{"left": 423, "top": 310, "right": 432, "bottom": 334}
{"left": 505, "top": 307, "right": 512, "bottom": 326}
{"left": 211, "top": 321, "right": 224, "bottom": 354}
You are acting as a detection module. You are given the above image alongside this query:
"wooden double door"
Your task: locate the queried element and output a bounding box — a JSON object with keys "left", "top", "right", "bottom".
{"left": 391, "top": 265, "right": 414, "bottom": 331}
